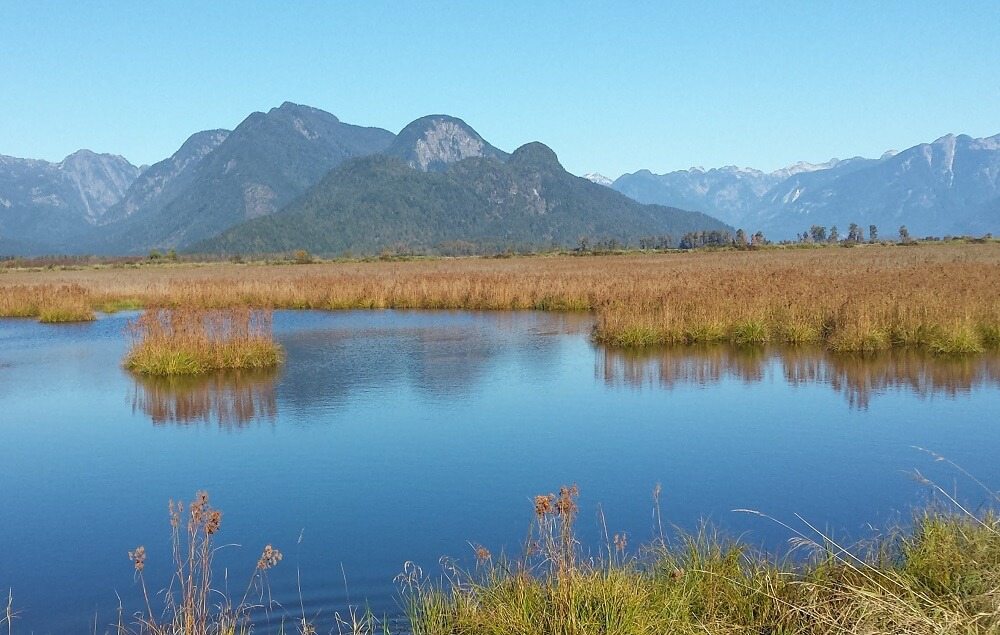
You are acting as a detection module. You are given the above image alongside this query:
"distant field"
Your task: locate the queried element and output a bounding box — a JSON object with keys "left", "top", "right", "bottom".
{"left": 2, "top": 243, "right": 999, "bottom": 354}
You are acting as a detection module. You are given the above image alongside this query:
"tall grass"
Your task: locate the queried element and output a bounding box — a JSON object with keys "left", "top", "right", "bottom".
{"left": 2, "top": 243, "right": 999, "bottom": 353}
{"left": 402, "top": 485, "right": 1000, "bottom": 635}
{"left": 120, "top": 492, "right": 284, "bottom": 635}
{"left": 0, "top": 283, "right": 95, "bottom": 322}
{"left": 123, "top": 308, "right": 283, "bottom": 376}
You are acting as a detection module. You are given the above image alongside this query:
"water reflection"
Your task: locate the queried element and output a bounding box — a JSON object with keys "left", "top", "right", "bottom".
{"left": 598, "top": 345, "right": 1000, "bottom": 409}
{"left": 130, "top": 370, "right": 279, "bottom": 428}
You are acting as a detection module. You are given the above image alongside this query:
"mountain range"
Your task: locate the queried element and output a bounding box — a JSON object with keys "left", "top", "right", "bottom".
{"left": 2, "top": 103, "right": 997, "bottom": 256}
{"left": 610, "top": 134, "right": 1000, "bottom": 240}
{"left": 0, "top": 104, "right": 727, "bottom": 256}
{"left": 194, "top": 137, "right": 724, "bottom": 255}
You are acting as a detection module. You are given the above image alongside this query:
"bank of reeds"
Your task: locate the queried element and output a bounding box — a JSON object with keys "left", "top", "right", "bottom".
{"left": 403, "top": 485, "right": 1000, "bottom": 635}
{"left": 3, "top": 244, "right": 999, "bottom": 353}
{"left": 0, "top": 283, "right": 95, "bottom": 322}
{"left": 123, "top": 308, "right": 283, "bottom": 376}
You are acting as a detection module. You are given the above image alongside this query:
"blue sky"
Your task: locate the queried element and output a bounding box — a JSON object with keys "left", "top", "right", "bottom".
{"left": 2, "top": 1, "right": 998, "bottom": 178}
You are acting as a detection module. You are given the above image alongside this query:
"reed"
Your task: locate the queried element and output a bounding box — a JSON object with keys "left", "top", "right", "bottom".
{"left": 121, "top": 492, "right": 285, "bottom": 635}
{"left": 2, "top": 243, "right": 998, "bottom": 353}
{"left": 0, "top": 283, "right": 95, "bottom": 322}
{"left": 123, "top": 308, "right": 283, "bottom": 376}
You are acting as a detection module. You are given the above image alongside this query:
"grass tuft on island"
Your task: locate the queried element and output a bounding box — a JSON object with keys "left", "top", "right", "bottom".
{"left": 123, "top": 308, "right": 283, "bottom": 376}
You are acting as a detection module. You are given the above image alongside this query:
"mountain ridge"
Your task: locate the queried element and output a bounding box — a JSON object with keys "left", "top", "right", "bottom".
{"left": 610, "top": 132, "right": 1000, "bottom": 239}
{"left": 192, "top": 140, "right": 731, "bottom": 255}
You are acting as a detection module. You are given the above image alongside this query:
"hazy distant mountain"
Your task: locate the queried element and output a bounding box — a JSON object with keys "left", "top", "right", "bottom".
{"left": 386, "top": 115, "right": 508, "bottom": 171}
{"left": 582, "top": 173, "right": 613, "bottom": 186}
{"left": 613, "top": 133, "right": 1000, "bottom": 239}
{"left": 100, "top": 129, "right": 230, "bottom": 225}
{"left": 757, "top": 134, "right": 1000, "bottom": 238}
{"left": 94, "top": 102, "right": 395, "bottom": 253}
{"left": 613, "top": 166, "right": 781, "bottom": 229}
{"left": 193, "top": 136, "right": 730, "bottom": 256}
{"left": 0, "top": 150, "right": 139, "bottom": 253}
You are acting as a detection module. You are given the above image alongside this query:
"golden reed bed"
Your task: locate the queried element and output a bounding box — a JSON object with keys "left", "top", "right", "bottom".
{"left": 2, "top": 243, "right": 999, "bottom": 354}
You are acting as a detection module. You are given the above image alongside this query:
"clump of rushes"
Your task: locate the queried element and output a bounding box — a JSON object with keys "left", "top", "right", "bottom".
{"left": 123, "top": 308, "right": 283, "bottom": 376}
{"left": 123, "top": 492, "right": 284, "bottom": 635}
{"left": 402, "top": 485, "right": 1000, "bottom": 635}
{"left": 730, "top": 319, "right": 770, "bottom": 346}
{"left": 929, "top": 322, "right": 986, "bottom": 355}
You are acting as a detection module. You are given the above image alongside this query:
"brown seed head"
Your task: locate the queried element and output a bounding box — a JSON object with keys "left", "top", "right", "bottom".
{"left": 534, "top": 495, "right": 553, "bottom": 517}
{"left": 555, "top": 485, "right": 579, "bottom": 518}
{"left": 129, "top": 546, "right": 147, "bottom": 572}
{"left": 206, "top": 510, "right": 222, "bottom": 535}
{"left": 257, "top": 544, "right": 283, "bottom": 571}
{"left": 474, "top": 544, "right": 491, "bottom": 563}
{"left": 614, "top": 533, "right": 627, "bottom": 553}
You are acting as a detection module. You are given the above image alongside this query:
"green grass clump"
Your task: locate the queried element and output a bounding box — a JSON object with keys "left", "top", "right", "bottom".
{"left": 730, "top": 319, "right": 770, "bottom": 346}
{"left": 827, "top": 326, "right": 890, "bottom": 354}
{"left": 777, "top": 320, "right": 823, "bottom": 345}
{"left": 978, "top": 323, "right": 1000, "bottom": 349}
{"left": 684, "top": 321, "right": 728, "bottom": 344}
{"left": 123, "top": 308, "right": 284, "bottom": 376}
{"left": 38, "top": 306, "right": 96, "bottom": 323}
{"left": 96, "top": 298, "right": 144, "bottom": 313}
{"left": 404, "top": 487, "right": 1000, "bottom": 635}
{"left": 599, "top": 325, "right": 669, "bottom": 347}
{"left": 929, "top": 324, "right": 985, "bottom": 355}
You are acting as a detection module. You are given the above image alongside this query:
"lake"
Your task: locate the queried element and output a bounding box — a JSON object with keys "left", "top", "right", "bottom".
{"left": 1, "top": 310, "right": 998, "bottom": 633}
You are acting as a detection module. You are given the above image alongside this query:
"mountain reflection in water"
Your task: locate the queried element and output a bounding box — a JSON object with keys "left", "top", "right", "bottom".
{"left": 597, "top": 346, "right": 1000, "bottom": 409}
{"left": 130, "top": 369, "right": 279, "bottom": 428}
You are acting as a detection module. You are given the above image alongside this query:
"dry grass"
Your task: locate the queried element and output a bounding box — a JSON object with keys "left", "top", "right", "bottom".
{"left": 0, "top": 283, "right": 95, "bottom": 322}
{"left": 120, "top": 492, "right": 286, "bottom": 635}
{"left": 2, "top": 243, "right": 999, "bottom": 353}
{"left": 123, "top": 308, "right": 283, "bottom": 376}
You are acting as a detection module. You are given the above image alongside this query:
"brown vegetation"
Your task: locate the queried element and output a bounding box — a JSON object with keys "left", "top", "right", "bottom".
{"left": 123, "top": 308, "right": 283, "bottom": 376}
{"left": 2, "top": 243, "right": 999, "bottom": 353}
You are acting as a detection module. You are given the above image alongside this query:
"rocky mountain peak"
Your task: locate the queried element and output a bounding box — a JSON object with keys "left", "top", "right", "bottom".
{"left": 387, "top": 115, "right": 508, "bottom": 171}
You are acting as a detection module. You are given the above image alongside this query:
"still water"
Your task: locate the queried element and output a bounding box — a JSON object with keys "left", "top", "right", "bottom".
{"left": 1, "top": 310, "right": 998, "bottom": 633}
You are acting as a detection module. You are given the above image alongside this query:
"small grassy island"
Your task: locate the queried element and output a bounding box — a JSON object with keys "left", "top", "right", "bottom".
{"left": 123, "top": 308, "right": 283, "bottom": 376}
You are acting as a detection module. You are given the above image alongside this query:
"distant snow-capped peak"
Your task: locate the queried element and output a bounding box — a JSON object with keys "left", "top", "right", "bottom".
{"left": 582, "top": 173, "right": 613, "bottom": 186}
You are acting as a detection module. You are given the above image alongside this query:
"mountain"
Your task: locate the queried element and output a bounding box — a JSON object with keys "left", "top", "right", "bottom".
{"left": 757, "top": 134, "right": 1000, "bottom": 238}
{"left": 0, "top": 150, "right": 139, "bottom": 253}
{"left": 385, "top": 115, "right": 508, "bottom": 171}
{"left": 93, "top": 102, "right": 395, "bottom": 253}
{"left": 582, "top": 173, "right": 613, "bottom": 186}
{"left": 613, "top": 166, "right": 781, "bottom": 229}
{"left": 612, "top": 133, "right": 1000, "bottom": 240}
{"left": 192, "top": 137, "right": 731, "bottom": 256}
{"left": 100, "top": 129, "right": 230, "bottom": 225}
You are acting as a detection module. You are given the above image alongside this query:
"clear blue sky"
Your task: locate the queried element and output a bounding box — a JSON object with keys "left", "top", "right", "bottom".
{"left": 2, "top": 1, "right": 998, "bottom": 178}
